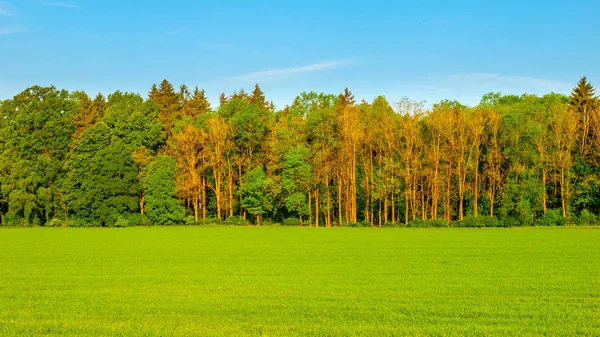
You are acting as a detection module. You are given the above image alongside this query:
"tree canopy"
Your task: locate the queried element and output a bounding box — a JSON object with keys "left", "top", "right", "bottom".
{"left": 1, "top": 79, "right": 599, "bottom": 228}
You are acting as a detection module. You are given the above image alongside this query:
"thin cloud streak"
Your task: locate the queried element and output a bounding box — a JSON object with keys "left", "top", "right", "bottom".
{"left": 0, "top": 27, "right": 26, "bottom": 35}
{"left": 0, "top": 2, "right": 13, "bottom": 16}
{"left": 26, "top": 0, "right": 79, "bottom": 8}
{"left": 231, "top": 60, "right": 354, "bottom": 81}
{"left": 448, "top": 73, "right": 568, "bottom": 88}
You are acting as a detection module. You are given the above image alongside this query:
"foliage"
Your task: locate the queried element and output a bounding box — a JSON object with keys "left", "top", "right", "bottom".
{"left": 575, "top": 209, "right": 597, "bottom": 226}
{"left": 282, "top": 217, "right": 302, "bottom": 226}
{"left": 537, "top": 209, "right": 568, "bottom": 227}
{"left": 223, "top": 215, "right": 249, "bottom": 226}
{"left": 407, "top": 219, "right": 448, "bottom": 228}
{"left": 453, "top": 216, "right": 503, "bottom": 228}
{"left": 2, "top": 78, "right": 600, "bottom": 228}
{"left": 143, "top": 155, "right": 186, "bottom": 225}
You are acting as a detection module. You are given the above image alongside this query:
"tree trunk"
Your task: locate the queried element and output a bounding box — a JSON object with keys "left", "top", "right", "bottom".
{"left": 193, "top": 193, "right": 199, "bottom": 222}
{"left": 315, "top": 189, "right": 319, "bottom": 228}
{"left": 561, "top": 167, "right": 566, "bottom": 218}
{"left": 139, "top": 193, "right": 144, "bottom": 215}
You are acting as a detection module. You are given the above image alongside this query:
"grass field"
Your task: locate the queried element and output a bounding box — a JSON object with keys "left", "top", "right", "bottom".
{"left": 0, "top": 227, "right": 599, "bottom": 336}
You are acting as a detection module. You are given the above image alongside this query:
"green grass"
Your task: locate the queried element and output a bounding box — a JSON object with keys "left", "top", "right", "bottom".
{"left": 0, "top": 227, "right": 599, "bottom": 336}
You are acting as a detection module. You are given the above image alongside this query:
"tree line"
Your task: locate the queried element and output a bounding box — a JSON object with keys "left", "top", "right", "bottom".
{"left": 1, "top": 78, "right": 599, "bottom": 227}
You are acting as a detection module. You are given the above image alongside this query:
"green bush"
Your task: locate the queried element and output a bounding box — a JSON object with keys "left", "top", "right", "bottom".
{"left": 537, "top": 209, "right": 567, "bottom": 227}
{"left": 204, "top": 217, "right": 223, "bottom": 226}
{"left": 575, "top": 210, "right": 598, "bottom": 226}
{"left": 127, "top": 213, "right": 149, "bottom": 227}
{"left": 224, "top": 216, "right": 249, "bottom": 226}
{"left": 185, "top": 216, "right": 198, "bottom": 226}
{"left": 261, "top": 219, "right": 277, "bottom": 227}
{"left": 66, "top": 218, "right": 87, "bottom": 227}
{"left": 113, "top": 215, "right": 130, "bottom": 228}
{"left": 453, "top": 216, "right": 502, "bottom": 228}
{"left": 360, "top": 220, "right": 374, "bottom": 228}
{"left": 46, "top": 218, "right": 65, "bottom": 228}
{"left": 283, "top": 218, "right": 302, "bottom": 226}
{"left": 407, "top": 219, "right": 447, "bottom": 228}
{"left": 1, "top": 212, "right": 24, "bottom": 227}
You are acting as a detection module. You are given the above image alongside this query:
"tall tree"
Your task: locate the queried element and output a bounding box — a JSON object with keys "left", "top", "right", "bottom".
{"left": 570, "top": 77, "right": 598, "bottom": 157}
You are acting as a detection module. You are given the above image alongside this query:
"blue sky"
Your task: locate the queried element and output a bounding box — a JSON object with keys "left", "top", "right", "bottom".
{"left": 1, "top": 0, "right": 599, "bottom": 108}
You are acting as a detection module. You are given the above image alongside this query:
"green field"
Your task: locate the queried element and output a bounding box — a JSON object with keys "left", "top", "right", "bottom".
{"left": 0, "top": 227, "right": 599, "bottom": 336}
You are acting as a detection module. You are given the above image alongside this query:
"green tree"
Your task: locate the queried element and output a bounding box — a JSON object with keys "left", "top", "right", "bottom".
{"left": 283, "top": 146, "right": 314, "bottom": 222}
{"left": 0, "top": 86, "right": 76, "bottom": 225}
{"left": 143, "top": 155, "right": 185, "bottom": 225}
{"left": 238, "top": 167, "right": 274, "bottom": 225}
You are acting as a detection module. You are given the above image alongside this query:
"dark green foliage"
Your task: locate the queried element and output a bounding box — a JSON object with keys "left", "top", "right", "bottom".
{"left": 407, "top": 219, "right": 448, "bottom": 228}
{"left": 64, "top": 123, "right": 140, "bottom": 226}
{"left": 0, "top": 86, "right": 76, "bottom": 225}
{"left": 575, "top": 209, "right": 597, "bottom": 226}
{"left": 2, "top": 80, "right": 600, "bottom": 228}
{"left": 223, "top": 215, "right": 249, "bottom": 226}
{"left": 282, "top": 217, "right": 302, "bottom": 226}
{"left": 498, "top": 176, "right": 543, "bottom": 227}
{"left": 239, "top": 167, "right": 274, "bottom": 225}
{"left": 537, "top": 209, "right": 568, "bottom": 227}
{"left": 126, "top": 213, "right": 149, "bottom": 227}
{"left": 453, "top": 216, "right": 503, "bottom": 228}
{"left": 143, "top": 155, "right": 185, "bottom": 225}
{"left": 283, "top": 147, "right": 313, "bottom": 219}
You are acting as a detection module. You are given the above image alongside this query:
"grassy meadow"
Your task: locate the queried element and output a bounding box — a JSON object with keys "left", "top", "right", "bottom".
{"left": 0, "top": 227, "right": 599, "bottom": 336}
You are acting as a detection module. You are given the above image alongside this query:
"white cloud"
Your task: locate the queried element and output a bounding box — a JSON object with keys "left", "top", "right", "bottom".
{"left": 0, "top": 27, "right": 26, "bottom": 35}
{"left": 26, "top": 0, "right": 79, "bottom": 8}
{"left": 0, "top": 2, "right": 13, "bottom": 16}
{"left": 448, "top": 73, "right": 568, "bottom": 89}
{"left": 230, "top": 60, "right": 354, "bottom": 81}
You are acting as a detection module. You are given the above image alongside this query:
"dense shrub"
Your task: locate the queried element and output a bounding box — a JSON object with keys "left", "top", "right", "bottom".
{"left": 261, "top": 219, "right": 277, "bottom": 227}
{"left": 453, "top": 216, "right": 503, "bottom": 228}
{"left": 283, "top": 218, "right": 302, "bottom": 226}
{"left": 359, "top": 220, "right": 373, "bottom": 228}
{"left": 407, "top": 219, "right": 447, "bottom": 228}
{"left": 537, "top": 209, "right": 567, "bottom": 227}
{"left": 224, "top": 216, "right": 249, "bottom": 226}
{"left": 66, "top": 218, "right": 87, "bottom": 227}
{"left": 1, "top": 212, "right": 24, "bottom": 227}
{"left": 113, "top": 215, "right": 130, "bottom": 228}
{"left": 575, "top": 210, "right": 598, "bottom": 226}
{"left": 127, "top": 213, "right": 149, "bottom": 227}
{"left": 46, "top": 218, "right": 64, "bottom": 227}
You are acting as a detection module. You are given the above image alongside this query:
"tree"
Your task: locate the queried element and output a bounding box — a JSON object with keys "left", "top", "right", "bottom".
{"left": 173, "top": 124, "right": 206, "bottom": 221}
{"left": 549, "top": 103, "right": 578, "bottom": 218}
{"left": 64, "top": 92, "right": 164, "bottom": 226}
{"left": 149, "top": 79, "right": 182, "bottom": 137}
{"left": 64, "top": 123, "right": 139, "bottom": 226}
{"left": 204, "top": 115, "right": 230, "bottom": 220}
{"left": 283, "top": 146, "right": 313, "bottom": 223}
{"left": 143, "top": 155, "right": 186, "bottom": 225}
{"left": 71, "top": 92, "right": 107, "bottom": 139}
{"left": 0, "top": 86, "right": 76, "bottom": 225}
{"left": 570, "top": 77, "right": 598, "bottom": 156}
{"left": 238, "top": 167, "right": 273, "bottom": 225}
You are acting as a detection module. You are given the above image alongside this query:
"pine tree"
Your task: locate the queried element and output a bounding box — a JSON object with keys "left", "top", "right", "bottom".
{"left": 570, "top": 77, "right": 599, "bottom": 156}
{"left": 250, "top": 84, "right": 268, "bottom": 109}
{"left": 338, "top": 87, "right": 355, "bottom": 107}
{"left": 183, "top": 86, "right": 211, "bottom": 119}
